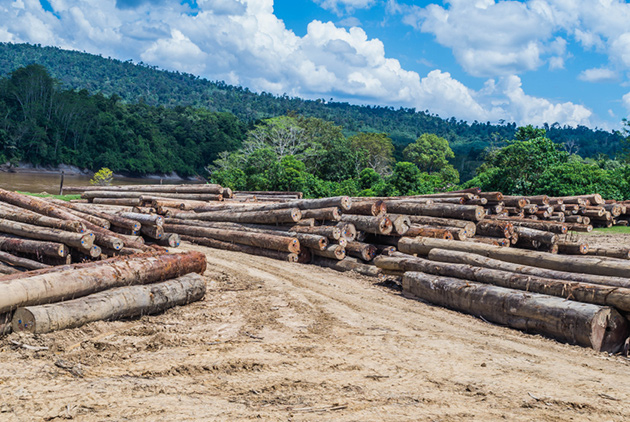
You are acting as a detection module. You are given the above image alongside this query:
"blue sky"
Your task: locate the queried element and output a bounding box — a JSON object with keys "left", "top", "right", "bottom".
{"left": 1, "top": 0, "right": 629, "bottom": 130}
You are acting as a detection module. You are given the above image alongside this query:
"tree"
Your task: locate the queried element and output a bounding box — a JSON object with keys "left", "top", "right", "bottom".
{"left": 348, "top": 132, "right": 394, "bottom": 175}
{"left": 402, "top": 133, "right": 455, "bottom": 175}
{"left": 90, "top": 167, "right": 113, "bottom": 186}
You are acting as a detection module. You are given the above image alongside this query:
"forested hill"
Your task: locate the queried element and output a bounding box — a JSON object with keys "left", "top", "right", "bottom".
{"left": 0, "top": 42, "right": 625, "bottom": 179}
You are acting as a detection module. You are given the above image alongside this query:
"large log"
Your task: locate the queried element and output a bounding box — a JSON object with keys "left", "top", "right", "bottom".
{"left": 340, "top": 215, "right": 392, "bottom": 235}
{"left": 384, "top": 202, "right": 485, "bottom": 221}
{"left": 399, "top": 237, "right": 630, "bottom": 278}
{"left": 405, "top": 225, "right": 455, "bottom": 240}
{"left": 119, "top": 212, "right": 164, "bottom": 227}
{"left": 92, "top": 198, "right": 141, "bottom": 206}
{"left": 300, "top": 207, "right": 341, "bottom": 221}
{"left": 82, "top": 191, "right": 222, "bottom": 201}
{"left": 426, "top": 248, "right": 630, "bottom": 288}
{"left": 513, "top": 226, "right": 558, "bottom": 245}
{"left": 310, "top": 244, "right": 345, "bottom": 260}
{"left": 345, "top": 241, "right": 377, "bottom": 262}
{"left": 378, "top": 254, "right": 630, "bottom": 312}
{"left": 0, "top": 203, "right": 85, "bottom": 233}
{"left": 140, "top": 224, "right": 165, "bottom": 240}
{"left": 0, "top": 235, "right": 67, "bottom": 258}
{"left": 402, "top": 272, "right": 628, "bottom": 352}
{"left": 47, "top": 198, "right": 141, "bottom": 231}
{"left": 0, "top": 219, "right": 93, "bottom": 250}
{"left": 476, "top": 221, "right": 512, "bottom": 238}
{"left": 174, "top": 208, "right": 302, "bottom": 225}
{"left": 50, "top": 206, "right": 111, "bottom": 229}
{"left": 487, "top": 218, "right": 568, "bottom": 234}
{"left": 0, "top": 251, "right": 206, "bottom": 314}
{"left": 388, "top": 214, "right": 411, "bottom": 235}
{"left": 181, "top": 235, "right": 298, "bottom": 262}
{"left": 585, "top": 248, "right": 630, "bottom": 260}
{"left": 12, "top": 273, "right": 206, "bottom": 334}
{"left": 165, "top": 224, "right": 300, "bottom": 253}
{"left": 278, "top": 225, "right": 341, "bottom": 240}
{"left": 406, "top": 216, "right": 476, "bottom": 237}
{"left": 346, "top": 200, "right": 385, "bottom": 216}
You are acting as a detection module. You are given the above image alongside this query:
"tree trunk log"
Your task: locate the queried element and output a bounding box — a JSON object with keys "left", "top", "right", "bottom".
{"left": 406, "top": 216, "right": 476, "bottom": 237}
{"left": 476, "top": 221, "right": 513, "bottom": 238}
{"left": 405, "top": 225, "right": 455, "bottom": 240}
{"left": 0, "top": 250, "right": 49, "bottom": 270}
{"left": 384, "top": 202, "right": 485, "bottom": 221}
{"left": 514, "top": 226, "right": 558, "bottom": 245}
{"left": 346, "top": 200, "right": 385, "bottom": 216}
{"left": 92, "top": 198, "right": 141, "bottom": 206}
{"left": 47, "top": 199, "right": 141, "bottom": 231}
{"left": 557, "top": 241, "right": 588, "bottom": 255}
{"left": 0, "top": 219, "right": 93, "bottom": 250}
{"left": 0, "top": 235, "right": 67, "bottom": 258}
{"left": 119, "top": 212, "right": 163, "bottom": 227}
{"left": 311, "top": 256, "right": 381, "bottom": 277}
{"left": 345, "top": 241, "right": 377, "bottom": 261}
{"left": 310, "top": 244, "right": 345, "bottom": 260}
{"left": 140, "top": 225, "right": 165, "bottom": 240}
{"left": 166, "top": 224, "right": 299, "bottom": 253}
{"left": 402, "top": 271, "right": 628, "bottom": 352}
{"left": 340, "top": 215, "right": 392, "bottom": 235}
{"left": 181, "top": 235, "right": 298, "bottom": 262}
{"left": 0, "top": 251, "right": 206, "bottom": 314}
{"left": 300, "top": 207, "right": 341, "bottom": 221}
{"left": 12, "top": 273, "right": 206, "bottom": 334}
{"left": 585, "top": 248, "right": 630, "bottom": 259}
{"left": 174, "top": 208, "right": 302, "bottom": 225}
{"left": 65, "top": 184, "right": 224, "bottom": 194}
{"left": 388, "top": 214, "right": 411, "bottom": 235}
{"left": 0, "top": 204, "right": 85, "bottom": 233}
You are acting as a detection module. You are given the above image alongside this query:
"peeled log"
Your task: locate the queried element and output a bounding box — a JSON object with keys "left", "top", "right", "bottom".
{"left": 340, "top": 215, "right": 392, "bottom": 235}
{"left": 427, "top": 248, "right": 630, "bottom": 290}
{"left": 0, "top": 219, "right": 93, "bottom": 250}
{"left": 0, "top": 251, "right": 206, "bottom": 314}
{"left": 0, "top": 235, "right": 67, "bottom": 258}
{"left": 181, "top": 235, "right": 298, "bottom": 262}
{"left": 400, "top": 237, "right": 630, "bottom": 279}
{"left": 402, "top": 272, "right": 629, "bottom": 352}
{"left": 12, "top": 273, "right": 206, "bottom": 334}
{"left": 165, "top": 224, "right": 299, "bottom": 253}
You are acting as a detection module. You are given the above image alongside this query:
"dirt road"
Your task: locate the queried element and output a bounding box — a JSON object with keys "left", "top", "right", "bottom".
{"left": 1, "top": 242, "right": 629, "bottom": 421}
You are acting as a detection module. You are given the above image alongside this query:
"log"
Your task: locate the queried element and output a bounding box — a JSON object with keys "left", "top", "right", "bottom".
{"left": 311, "top": 256, "right": 382, "bottom": 277}
{"left": 513, "top": 226, "right": 557, "bottom": 245}
{"left": 402, "top": 272, "right": 628, "bottom": 352}
{"left": 478, "top": 192, "right": 503, "bottom": 201}
{"left": 12, "top": 273, "right": 206, "bottom": 334}
{"left": 279, "top": 225, "right": 341, "bottom": 240}
{"left": 496, "top": 197, "right": 529, "bottom": 208}
{"left": 557, "top": 241, "right": 588, "bottom": 255}
{"left": 340, "top": 215, "right": 392, "bottom": 235}
{"left": 300, "top": 207, "right": 341, "bottom": 221}
{"left": 0, "top": 204, "right": 85, "bottom": 233}
{"left": 406, "top": 216, "right": 476, "bottom": 237}
{"left": 0, "top": 251, "right": 206, "bottom": 314}
{"left": 426, "top": 248, "right": 630, "bottom": 289}
{"left": 347, "top": 200, "right": 385, "bottom": 216}
{"left": 489, "top": 218, "right": 568, "bottom": 234}
{"left": 181, "top": 235, "right": 298, "bottom": 262}
{"left": 405, "top": 225, "right": 455, "bottom": 240}
{"left": 476, "top": 221, "right": 512, "bottom": 238}
{"left": 174, "top": 208, "right": 302, "bottom": 225}
{"left": 399, "top": 237, "right": 630, "bottom": 278}
{"left": 54, "top": 206, "right": 111, "bottom": 229}
{"left": 0, "top": 262, "right": 19, "bottom": 275}
{"left": 466, "top": 236, "right": 510, "bottom": 247}
{"left": 384, "top": 202, "right": 485, "bottom": 221}
{"left": 140, "top": 225, "right": 165, "bottom": 240}
{"left": 0, "top": 235, "right": 67, "bottom": 258}
{"left": 336, "top": 222, "right": 357, "bottom": 241}
{"left": 0, "top": 219, "right": 93, "bottom": 250}
{"left": 345, "top": 241, "right": 377, "bottom": 262}
{"left": 0, "top": 250, "right": 49, "bottom": 270}
{"left": 585, "top": 248, "right": 630, "bottom": 260}
{"left": 83, "top": 191, "right": 222, "bottom": 201}
{"left": 388, "top": 214, "right": 411, "bottom": 236}
{"left": 47, "top": 199, "right": 141, "bottom": 231}
{"left": 119, "top": 212, "right": 164, "bottom": 227}
{"left": 157, "top": 233, "right": 181, "bottom": 248}
{"left": 310, "top": 244, "right": 345, "bottom": 260}
{"left": 235, "top": 190, "right": 302, "bottom": 199}
{"left": 92, "top": 198, "right": 142, "bottom": 206}
{"left": 66, "top": 184, "right": 223, "bottom": 194}
{"left": 565, "top": 223, "right": 593, "bottom": 232}
{"left": 165, "top": 224, "right": 300, "bottom": 253}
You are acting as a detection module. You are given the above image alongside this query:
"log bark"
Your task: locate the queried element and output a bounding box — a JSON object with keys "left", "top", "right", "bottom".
{"left": 310, "top": 244, "right": 345, "bottom": 260}
{"left": 345, "top": 241, "right": 377, "bottom": 262}
{"left": 165, "top": 224, "right": 300, "bottom": 253}
{"left": 279, "top": 225, "right": 341, "bottom": 240}
{"left": 399, "top": 237, "right": 630, "bottom": 278}
{"left": 402, "top": 272, "right": 628, "bottom": 352}
{"left": 140, "top": 225, "right": 165, "bottom": 240}
{"left": 92, "top": 198, "right": 141, "bottom": 206}
{"left": 12, "top": 273, "right": 206, "bottom": 334}
{"left": 156, "top": 233, "right": 181, "bottom": 248}
{"left": 0, "top": 251, "right": 206, "bottom": 314}
{"left": 300, "top": 207, "right": 341, "bottom": 221}
{"left": 52, "top": 206, "right": 111, "bottom": 229}
{"left": 426, "top": 248, "right": 630, "bottom": 288}
{"left": 406, "top": 216, "right": 476, "bottom": 237}
{"left": 47, "top": 199, "right": 141, "bottom": 231}
{"left": 557, "top": 241, "right": 588, "bottom": 255}
{"left": 384, "top": 202, "right": 485, "bottom": 221}
{"left": 486, "top": 218, "right": 568, "bottom": 234}
{"left": 466, "top": 236, "right": 510, "bottom": 247}
{"left": 405, "top": 225, "right": 455, "bottom": 240}
{"left": 388, "top": 214, "right": 411, "bottom": 235}
{"left": 174, "top": 208, "right": 302, "bottom": 225}
{"left": 0, "top": 204, "right": 84, "bottom": 233}
{"left": 514, "top": 226, "right": 557, "bottom": 245}
{"left": 0, "top": 219, "right": 93, "bottom": 250}
{"left": 311, "top": 256, "right": 381, "bottom": 277}
{"left": 0, "top": 235, "right": 67, "bottom": 258}
{"left": 346, "top": 200, "right": 385, "bottom": 216}
{"left": 119, "top": 212, "right": 164, "bottom": 227}
{"left": 0, "top": 250, "right": 49, "bottom": 270}
{"left": 565, "top": 223, "right": 593, "bottom": 232}
{"left": 65, "top": 184, "right": 223, "bottom": 194}
{"left": 340, "top": 215, "right": 392, "bottom": 235}
{"left": 83, "top": 191, "right": 222, "bottom": 201}
{"left": 585, "top": 248, "right": 630, "bottom": 259}
{"left": 181, "top": 235, "right": 298, "bottom": 262}
{"left": 476, "top": 221, "right": 512, "bottom": 238}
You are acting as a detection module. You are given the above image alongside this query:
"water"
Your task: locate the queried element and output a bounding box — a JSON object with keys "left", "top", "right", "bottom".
{"left": 0, "top": 172, "right": 187, "bottom": 194}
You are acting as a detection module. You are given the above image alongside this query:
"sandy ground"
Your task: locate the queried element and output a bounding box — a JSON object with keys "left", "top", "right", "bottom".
{"left": 1, "top": 241, "right": 630, "bottom": 421}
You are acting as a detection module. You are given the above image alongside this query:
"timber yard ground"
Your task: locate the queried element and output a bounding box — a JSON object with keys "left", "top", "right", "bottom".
{"left": 1, "top": 236, "right": 630, "bottom": 421}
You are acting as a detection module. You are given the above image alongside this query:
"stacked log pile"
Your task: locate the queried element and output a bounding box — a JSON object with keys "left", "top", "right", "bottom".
{"left": 2, "top": 250, "right": 207, "bottom": 335}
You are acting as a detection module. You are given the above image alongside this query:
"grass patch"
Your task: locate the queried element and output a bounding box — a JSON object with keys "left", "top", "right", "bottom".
{"left": 18, "top": 191, "right": 82, "bottom": 201}
{"left": 586, "top": 226, "right": 630, "bottom": 235}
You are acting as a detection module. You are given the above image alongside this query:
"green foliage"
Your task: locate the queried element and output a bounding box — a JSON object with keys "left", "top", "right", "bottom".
{"left": 90, "top": 167, "right": 113, "bottom": 186}
{"left": 403, "top": 133, "right": 454, "bottom": 174}
{"left": 348, "top": 132, "right": 394, "bottom": 175}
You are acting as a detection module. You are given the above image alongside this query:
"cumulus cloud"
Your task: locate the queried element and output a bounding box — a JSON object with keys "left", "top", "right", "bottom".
{"left": 0, "top": 0, "right": 593, "bottom": 127}
{"left": 393, "top": 0, "right": 630, "bottom": 78}
{"left": 623, "top": 92, "right": 630, "bottom": 112}
{"left": 314, "top": 0, "right": 375, "bottom": 15}
{"left": 578, "top": 67, "right": 617, "bottom": 83}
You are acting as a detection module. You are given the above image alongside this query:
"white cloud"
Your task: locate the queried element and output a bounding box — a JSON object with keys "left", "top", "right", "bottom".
{"left": 314, "top": 0, "right": 375, "bottom": 15}
{"left": 0, "top": 0, "right": 593, "bottom": 127}
{"left": 578, "top": 67, "right": 617, "bottom": 83}
{"left": 623, "top": 92, "right": 630, "bottom": 112}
